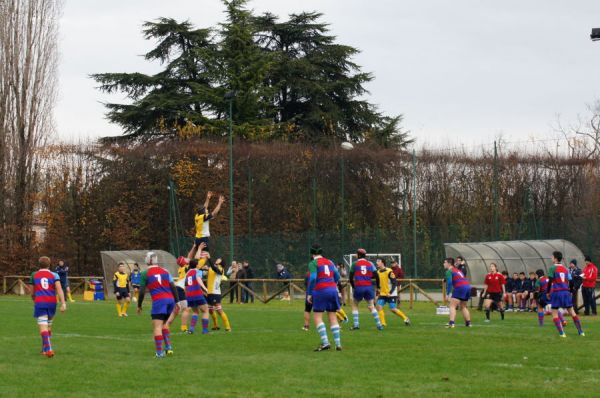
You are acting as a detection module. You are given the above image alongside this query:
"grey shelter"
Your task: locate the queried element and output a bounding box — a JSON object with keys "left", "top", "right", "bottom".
{"left": 444, "top": 240, "right": 584, "bottom": 287}
{"left": 100, "top": 250, "right": 178, "bottom": 297}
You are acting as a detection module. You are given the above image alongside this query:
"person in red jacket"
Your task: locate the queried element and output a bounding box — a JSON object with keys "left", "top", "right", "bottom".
{"left": 581, "top": 255, "right": 598, "bottom": 316}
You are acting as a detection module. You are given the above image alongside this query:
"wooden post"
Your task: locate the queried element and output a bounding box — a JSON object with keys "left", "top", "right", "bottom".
{"left": 3, "top": 276, "right": 6, "bottom": 294}
{"left": 442, "top": 279, "right": 447, "bottom": 305}
{"left": 409, "top": 280, "right": 414, "bottom": 309}
{"left": 262, "top": 281, "right": 268, "bottom": 302}
{"left": 237, "top": 281, "right": 241, "bottom": 304}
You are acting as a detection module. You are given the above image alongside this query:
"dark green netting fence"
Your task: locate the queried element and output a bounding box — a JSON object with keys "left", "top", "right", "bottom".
{"left": 169, "top": 219, "right": 598, "bottom": 279}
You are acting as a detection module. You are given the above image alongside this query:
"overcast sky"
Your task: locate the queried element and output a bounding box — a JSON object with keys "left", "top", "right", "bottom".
{"left": 56, "top": 0, "right": 600, "bottom": 148}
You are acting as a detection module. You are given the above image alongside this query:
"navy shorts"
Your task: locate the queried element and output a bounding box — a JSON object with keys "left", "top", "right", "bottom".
{"left": 538, "top": 295, "right": 548, "bottom": 307}
{"left": 187, "top": 296, "right": 208, "bottom": 307}
{"left": 34, "top": 305, "right": 56, "bottom": 319}
{"left": 151, "top": 300, "right": 175, "bottom": 320}
{"left": 194, "top": 237, "right": 210, "bottom": 251}
{"left": 313, "top": 289, "right": 340, "bottom": 312}
{"left": 353, "top": 286, "right": 375, "bottom": 302}
{"left": 115, "top": 287, "right": 130, "bottom": 299}
{"left": 176, "top": 287, "right": 186, "bottom": 302}
{"left": 551, "top": 291, "right": 573, "bottom": 309}
{"left": 452, "top": 286, "right": 471, "bottom": 301}
{"left": 207, "top": 294, "right": 222, "bottom": 306}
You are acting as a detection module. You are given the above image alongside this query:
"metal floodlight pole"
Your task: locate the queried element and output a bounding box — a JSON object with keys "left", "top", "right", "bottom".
{"left": 340, "top": 141, "right": 354, "bottom": 257}
{"left": 225, "top": 91, "right": 236, "bottom": 265}
{"left": 412, "top": 149, "right": 417, "bottom": 278}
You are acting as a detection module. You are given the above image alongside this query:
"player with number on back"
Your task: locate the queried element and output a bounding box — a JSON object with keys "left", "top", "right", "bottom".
{"left": 547, "top": 251, "right": 585, "bottom": 338}
{"left": 28, "top": 256, "right": 67, "bottom": 358}
{"left": 184, "top": 257, "right": 210, "bottom": 334}
{"left": 307, "top": 244, "right": 343, "bottom": 351}
{"left": 444, "top": 257, "right": 472, "bottom": 328}
{"left": 349, "top": 248, "right": 383, "bottom": 331}
{"left": 137, "top": 252, "right": 178, "bottom": 358}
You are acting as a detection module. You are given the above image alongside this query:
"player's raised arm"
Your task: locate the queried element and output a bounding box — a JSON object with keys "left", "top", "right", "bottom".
{"left": 203, "top": 191, "right": 212, "bottom": 210}
{"left": 211, "top": 195, "right": 225, "bottom": 217}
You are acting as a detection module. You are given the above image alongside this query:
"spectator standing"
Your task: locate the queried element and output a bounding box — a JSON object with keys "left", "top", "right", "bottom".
{"left": 226, "top": 261, "right": 239, "bottom": 303}
{"left": 581, "top": 256, "right": 597, "bottom": 316}
{"left": 276, "top": 264, "right": 292, "bottom": 301}
{"left": 568, "top": 259, "right": 584, "bottom": 314}
{"left": 241, "top": 261, "right": 254, "bottom": 303}
{"left": 55, "top": 260, "right": 75, "bottom": 303}
{"left": 456, "top": 256, "right": 468, "bottom": 278}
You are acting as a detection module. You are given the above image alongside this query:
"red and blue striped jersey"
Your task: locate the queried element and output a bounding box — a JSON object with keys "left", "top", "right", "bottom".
{"left": 142, "top": 266, "right": 174, "bottom": 302}
{"left": 313, "top": 258, "right": 338, "bottom": 291}
{"left": 185, "top": 269, "right": 204, "bottom": 299}
{"left": 450, "top": 267, "right": 470, "bottom": 289}
{"left": 30, "top": 269, "right": 59, "bottom": 306}
{"left": 536, "top": 276, "right": 549, "bottom": 293}
{"left": 548, "top": 264, "right": 570, "bottom": 292}
{"left": 352, "top": 259, "right": 376, "bottom": 287}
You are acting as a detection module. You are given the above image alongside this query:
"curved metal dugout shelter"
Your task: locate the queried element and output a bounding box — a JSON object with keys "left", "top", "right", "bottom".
{"left": 444, "top": 240, "right": 584, "bottom": 286}
{"left": 100, "top": 250, "right": 178, "bottom": 295}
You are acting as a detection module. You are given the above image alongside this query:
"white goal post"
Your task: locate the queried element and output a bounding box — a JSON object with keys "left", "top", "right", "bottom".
{"left": 342, "top": 253, "right": 402, "bottom": 269}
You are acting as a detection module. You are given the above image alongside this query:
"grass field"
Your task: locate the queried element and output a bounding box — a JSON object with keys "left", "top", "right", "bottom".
{"left": 2, "top": 296, "right": 600, "bottom": 398}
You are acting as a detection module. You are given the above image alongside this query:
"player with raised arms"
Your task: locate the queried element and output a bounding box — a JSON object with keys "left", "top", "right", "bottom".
{"left": 307, "top": 244, "right": 343, "bottom": 351}
{"left": 184, "top": 256, "right": 210, "bottom": 334}
{"left": 547, "top": 251, "right": 584, "bottom": 337}
{"left": 194, "top": 191, "right": 225, "bottom": 251}
{"left": 444, "top": 257, "right": 472, "bottom": 328}
{"left": 375, "top": 258, "right": 411, "bottom": 327}
{"left": 349, "top": 248, "right": 382, "bottom": 330}
{"left": 137, "top": 251, "right": 178, "bottom": 358}
{"left": 28, "top": 256, "right": 67, "bottom": 357}
{"left": 481, "top": 263, "right": 506, "bottom": 322}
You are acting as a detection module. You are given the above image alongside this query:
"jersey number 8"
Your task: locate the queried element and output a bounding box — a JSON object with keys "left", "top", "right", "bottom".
{"left": 187, "top": 276, "right": 193, "bottom": 286}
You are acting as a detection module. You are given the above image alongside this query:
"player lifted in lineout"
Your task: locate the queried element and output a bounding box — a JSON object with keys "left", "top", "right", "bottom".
{"left": 194, "top": 191, "right": 225, "bottom": 251}
{"left": 137, "top": 252, "right": 178, "bottom": 358}
{"left": 113, "top": 262, "right": 131, "bottom": 317}
{"left": 28, "top": 256, "right": 67, "bottom": 358}
{"left": 547, "top": 251, "right": 585, "bottom": 338}
{"left": 349, "top": 249, "right": 383, "bottom": 331}
{"left": 375, "top": 258, "right": 411, "bottom": 327}
{"left": 307, "top": 244, "right": 343, "bottom": 351}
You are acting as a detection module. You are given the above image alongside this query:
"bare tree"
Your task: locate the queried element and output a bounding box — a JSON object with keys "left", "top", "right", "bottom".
{"left": 0, "top": 0, "right": 61, "bottom": 257}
